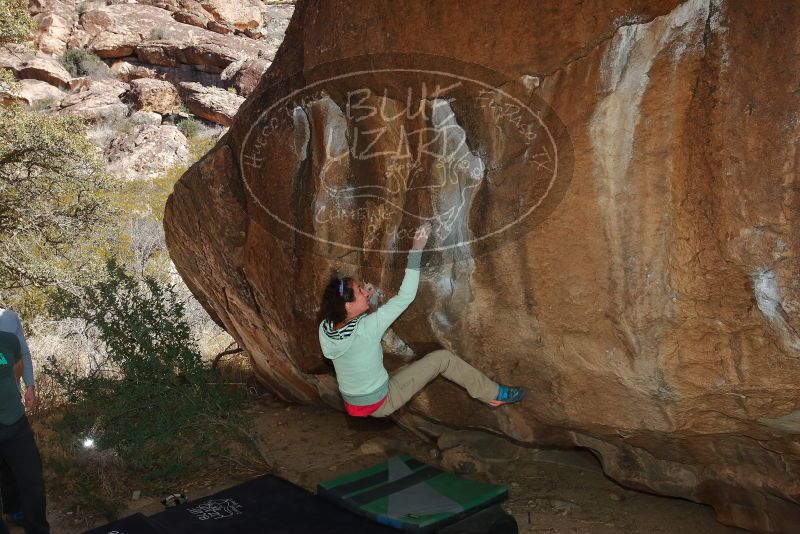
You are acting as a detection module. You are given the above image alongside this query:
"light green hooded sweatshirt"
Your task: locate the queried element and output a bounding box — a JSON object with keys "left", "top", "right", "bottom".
{"left": 319, "top": 251, "right": 422, "bottom": 405}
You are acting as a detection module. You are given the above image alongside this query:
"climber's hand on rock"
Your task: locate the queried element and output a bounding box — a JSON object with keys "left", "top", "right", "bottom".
{"left": 363, "top": 282, "right": 376, "bottom": 297}
{"left": 411, "top": 222, "right": 432, "bottom": 251}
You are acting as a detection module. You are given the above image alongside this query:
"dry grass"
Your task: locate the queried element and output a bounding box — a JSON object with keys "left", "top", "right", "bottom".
{"left": 31, "top": 411, "right": 127, "bottom": 522}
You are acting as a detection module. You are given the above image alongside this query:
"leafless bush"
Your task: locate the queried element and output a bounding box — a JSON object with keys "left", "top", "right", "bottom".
{"left": 87, "top": 115, "right": 131, "bottom": 150}
{"left": 26, "top": 316, "right": 106, "bottom": 412}
{"left": 126, "top": 214, "right": 165, "bottom": 276}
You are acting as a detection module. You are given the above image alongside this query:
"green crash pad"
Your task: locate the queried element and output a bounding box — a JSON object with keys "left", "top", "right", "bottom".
{"left": 317, "top": 455, "right": 509, "bottom": 532}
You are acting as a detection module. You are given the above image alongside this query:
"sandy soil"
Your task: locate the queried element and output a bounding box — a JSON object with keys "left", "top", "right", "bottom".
{"left": 31, "top": 395, "right": 744, "bottom": 533}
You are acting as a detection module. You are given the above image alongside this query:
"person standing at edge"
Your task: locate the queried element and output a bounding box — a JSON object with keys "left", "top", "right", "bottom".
{"left": 0, "top": 309, "right": 37, "bottom": 527}
{"left": 0, "top": 311, "right": 48, "bottom": 534}
{"left": 318, "top": 223, "right": 527, "bottom": 418}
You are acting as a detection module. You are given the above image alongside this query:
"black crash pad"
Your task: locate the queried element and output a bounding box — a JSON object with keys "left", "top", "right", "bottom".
{"left": 85, "top": 468, "right": 518, "bottom": 534}
{"left": 146, "top": 475, "right": 393, "bottom": 533}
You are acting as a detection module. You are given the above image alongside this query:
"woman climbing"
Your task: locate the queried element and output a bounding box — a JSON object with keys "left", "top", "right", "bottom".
{"left": 318, "top": 223, "right": 527, "bottom": 417}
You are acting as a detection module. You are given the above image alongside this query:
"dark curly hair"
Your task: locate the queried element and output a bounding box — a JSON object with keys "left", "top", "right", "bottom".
{"left": 318, "top": 275, "right": 354, "bottom": 325}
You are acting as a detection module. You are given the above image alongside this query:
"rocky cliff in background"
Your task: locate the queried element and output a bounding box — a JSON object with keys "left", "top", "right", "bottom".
{"left": 1, "top": 0, "right": 293, "bottom": 180}
{"left": 163, "top": 0, "right": 800, "bottom": 531}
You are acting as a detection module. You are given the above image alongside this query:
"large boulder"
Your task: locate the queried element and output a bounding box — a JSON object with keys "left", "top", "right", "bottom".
{"left": 219, "top": 57, "right": 269, "bottom": 97}
{"left": 56, "top": 79, "right": 129, "bottom": 123}
{"left": 177, "top": 81, "right": 243, "bottom": 125}
{"left": 135, "top": 41, "right": 245, "bottom": 73}
{"left": 71, "top": 4, "right": 276, "bottom": 66}
{"left": 106, "top": 124, "right": 189, "bottom": 180}
{"left": 14, "top": 79, "right": 65, "bottom": 107}
{"left": 139, "top": 0, "right": 262, "bottom": 33}
{"left": 109, "top": 60, "right": 157, "bottom": 82}
{"left": 0, "top": 48, "right": 78, "bottom": 90}
{"left": 197, "top": 0, "right": 262, "bottom": 31}
{"left": 129, "top": 109, "right": 163, "bottom": 126}
{"left": 129, "top": 78, "right": 181, "bottom": 114}
{"left": 172, "top": 9, "right": 209, "bottom": 30}
{"left": 164, "top": 0, "right": 800, "bottom": 532}
{"left": 73, "top": 8, "right": 136, "bottom": 57}
{"left": 0, "top": 75, "right": 64, "bottom": 108}
{"left": 29, "top": 0, "right": 75, "bottom": 36}
{"left": 110, "top": 58, "right": 220, "bottom": 87}
{"left": 33, "top": 12, "right": 72, "bottom": 55}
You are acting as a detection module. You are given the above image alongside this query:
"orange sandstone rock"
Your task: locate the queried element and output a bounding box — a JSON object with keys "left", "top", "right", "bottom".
{"left": 164, "top": 1, "right": 800, "bottom": 531}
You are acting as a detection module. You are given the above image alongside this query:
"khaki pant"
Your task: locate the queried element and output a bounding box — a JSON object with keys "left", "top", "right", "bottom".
{"left": 371, "top": 350, "right": 499, "bottom": 417}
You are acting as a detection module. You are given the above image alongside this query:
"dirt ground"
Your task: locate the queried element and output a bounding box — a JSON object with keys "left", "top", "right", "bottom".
{"left": 30, "top": 395, "right": 744, "bottom": 533}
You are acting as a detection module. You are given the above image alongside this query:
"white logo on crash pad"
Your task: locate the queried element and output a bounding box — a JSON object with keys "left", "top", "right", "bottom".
{"left": 188, "top": 498, "right": 243, "bottom": 520}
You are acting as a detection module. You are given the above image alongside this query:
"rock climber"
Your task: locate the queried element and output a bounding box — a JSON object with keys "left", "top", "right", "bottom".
{"left": 318, "top": 223, "right": 527, "bottom": 417}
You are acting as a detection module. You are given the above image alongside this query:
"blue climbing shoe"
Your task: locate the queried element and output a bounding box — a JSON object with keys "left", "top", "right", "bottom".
{"left": 489, "top": 385, "right": 528, "bottom": 407}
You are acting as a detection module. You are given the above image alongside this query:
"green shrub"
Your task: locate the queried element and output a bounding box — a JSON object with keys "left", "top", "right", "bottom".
{"left": 0, "top": 103, "right": 116, "bottom": 299}
{"left": 0, "top": 68, "right": 17, "bottom": 91}
{"left": 29, "top": 97, "right": 56, "bottom": 111}
{"left": 176, "top": 116, "right": 203, "bottom": 139}
{"left": 0, "top": 0, "right": 35, "bottom": 44}
{"left": 148, "top": 27, "right": 169, "bottom": 41}
{"left": 61, "top": 49, "right": 112, "bottom": 79}
{"left": 44, "top": 259, "right": 250, "bottom": 479}
{"left": 117, "top": 119, "right": 133, "bottom": 135}
{"left": 76, "top": 1, "right": 102, "bottom": 15}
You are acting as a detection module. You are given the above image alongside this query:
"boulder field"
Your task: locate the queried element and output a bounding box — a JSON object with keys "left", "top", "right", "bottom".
{"left": 163, "top": 1, "right": 800, "bottom": 531}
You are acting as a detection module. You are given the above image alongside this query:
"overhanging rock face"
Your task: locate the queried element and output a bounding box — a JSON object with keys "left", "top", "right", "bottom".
{"left": 164, "top": 1, "right": 800, "bottom": 531}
